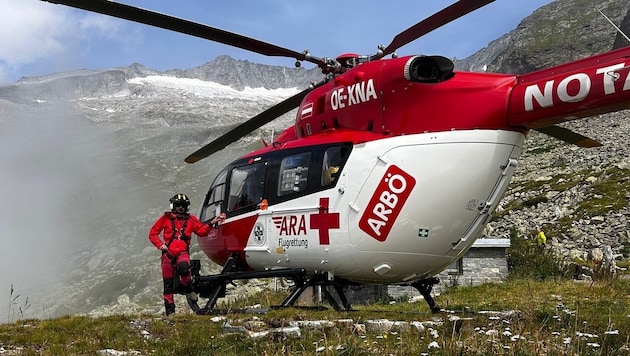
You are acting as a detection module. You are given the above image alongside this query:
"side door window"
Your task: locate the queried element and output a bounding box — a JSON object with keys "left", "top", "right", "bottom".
{"left": 277, "top": 152, "right": 311, "bottom": 197}
{"left": 321, "top": 144, "right": 351, "bottom": 187}
{"left": 321, "top": 147, "right": 343, "bottom": 187}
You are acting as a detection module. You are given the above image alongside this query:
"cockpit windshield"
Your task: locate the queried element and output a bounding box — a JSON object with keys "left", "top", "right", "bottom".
{"left": 200, "top": 168, "right": 227, "bottom": 222}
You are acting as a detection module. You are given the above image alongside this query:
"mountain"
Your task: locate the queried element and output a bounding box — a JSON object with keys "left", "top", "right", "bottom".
{"left": 456, "top": 0, "right": 630, "bottom": 73}
{"left": 1, "top": 0, "right": 629, "bottom": 321}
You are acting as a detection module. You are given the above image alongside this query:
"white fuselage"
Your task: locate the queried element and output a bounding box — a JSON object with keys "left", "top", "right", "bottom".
{"left": 237, "top": 129, "right": 524, "bottom": 284}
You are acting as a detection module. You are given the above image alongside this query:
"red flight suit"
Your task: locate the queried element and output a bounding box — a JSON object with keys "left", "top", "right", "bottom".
{"left": 148, "top": 212, "right": 211, "bottom": 312}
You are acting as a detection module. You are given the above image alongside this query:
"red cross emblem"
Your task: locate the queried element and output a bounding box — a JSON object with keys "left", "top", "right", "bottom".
{"left": 310, "top": 197, "right": 340, "bottom": 245}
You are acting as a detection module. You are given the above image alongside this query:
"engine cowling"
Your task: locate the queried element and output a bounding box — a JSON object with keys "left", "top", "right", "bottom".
{"left": 404, "top": 55, "right": 455, "bottom": 83}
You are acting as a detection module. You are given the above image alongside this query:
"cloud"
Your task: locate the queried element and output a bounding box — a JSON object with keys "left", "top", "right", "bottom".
{"left": 0, "top": 0, "right": 132, "bottom": 84}
{"left": 78, "top": 12, "right": 126, "bottom": 40}
{"left": 0, "top": 0, "right": 68, "bottom": 65}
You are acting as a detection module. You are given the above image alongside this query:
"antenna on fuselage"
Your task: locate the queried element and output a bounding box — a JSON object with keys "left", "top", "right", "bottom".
{"left": 598, "top": 8, "right": 630, "bottom": 44}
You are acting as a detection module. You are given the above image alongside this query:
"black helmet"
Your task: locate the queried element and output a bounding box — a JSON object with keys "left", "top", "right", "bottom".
{"left": 170, "top": 193, "right": 190, "bottom": 212}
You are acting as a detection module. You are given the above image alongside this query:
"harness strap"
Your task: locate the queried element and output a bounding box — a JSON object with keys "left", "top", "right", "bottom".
{"left": 166, "top": 215, "right": 190, "bottom": 248}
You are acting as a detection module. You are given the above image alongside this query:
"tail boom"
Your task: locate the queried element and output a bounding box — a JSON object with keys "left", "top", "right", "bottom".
{"left": 508, "top": 46, "right": 630, "bottom": 129}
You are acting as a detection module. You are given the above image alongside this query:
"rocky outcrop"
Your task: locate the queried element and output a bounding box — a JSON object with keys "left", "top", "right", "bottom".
{"left": 485, "top": 111, "right": 630, "bottom": 263}
{"left": 457, "top": 0, "right": 630, "bottom": 73}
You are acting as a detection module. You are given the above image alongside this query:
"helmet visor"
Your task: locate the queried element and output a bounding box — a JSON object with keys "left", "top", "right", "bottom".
{"left": 173, "top": 201, "right": 189, "bottom": 208}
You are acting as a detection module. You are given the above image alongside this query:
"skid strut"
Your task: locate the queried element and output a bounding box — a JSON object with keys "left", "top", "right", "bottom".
{"left": 410, "top": 277, "right": 441, "bottom": 313}
{"left": 278, "top": 273, "right": 353, "bottom": 311}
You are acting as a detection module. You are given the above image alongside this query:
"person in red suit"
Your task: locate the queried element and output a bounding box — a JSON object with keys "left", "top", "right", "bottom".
{"left": 148, "top": 193, "right": 213, "bottom": 316}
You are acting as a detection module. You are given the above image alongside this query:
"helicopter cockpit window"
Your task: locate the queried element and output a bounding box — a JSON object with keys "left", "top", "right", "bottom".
{"left": 228, "top": 162, "right": 266, "bottom": 212}
{"left": 200, "top": 168, "right": 228, "bottom": 222}
{"left": 278, "top": 152, "right": 310, "bottom": 196}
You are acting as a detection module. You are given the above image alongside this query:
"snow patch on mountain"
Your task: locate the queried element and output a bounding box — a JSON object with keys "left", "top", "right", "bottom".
{"left": 128, "top": 76, "right": 300, "bottom": 101}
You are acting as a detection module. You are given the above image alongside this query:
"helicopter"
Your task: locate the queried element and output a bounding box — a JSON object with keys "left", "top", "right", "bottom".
{"left": 41, "top": 0, "right": 630, "bottom": 314}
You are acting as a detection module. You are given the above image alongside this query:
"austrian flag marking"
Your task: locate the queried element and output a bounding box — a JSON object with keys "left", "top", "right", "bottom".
{"left": 359, "top": 165, "right": 416, "bottom": 242}
{"left": 300, "top": 102, "right": 313, "bottom": 120}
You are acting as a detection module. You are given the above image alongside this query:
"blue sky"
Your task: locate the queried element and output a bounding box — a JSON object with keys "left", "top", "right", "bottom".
{"left": 0, "top": 0, "right": 555, "bottom": 85}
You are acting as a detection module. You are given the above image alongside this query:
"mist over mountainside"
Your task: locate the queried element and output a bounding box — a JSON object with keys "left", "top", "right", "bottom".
{"left": 1, "top": 0, "right": 630, "bottom": 320}
{"left": 0, "top": 65, "right": 307, "bottom": 319}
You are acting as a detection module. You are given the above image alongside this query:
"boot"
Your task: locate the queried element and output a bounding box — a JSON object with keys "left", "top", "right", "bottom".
{"left": 164, "top": 301, "right": 176, "bottom": 316}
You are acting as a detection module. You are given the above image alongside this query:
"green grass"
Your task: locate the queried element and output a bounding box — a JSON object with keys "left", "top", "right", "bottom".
{"left": 1, "top": 278, "right": 629, "bottom": 355}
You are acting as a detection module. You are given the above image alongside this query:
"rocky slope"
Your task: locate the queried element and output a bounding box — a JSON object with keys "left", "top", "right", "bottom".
{"left": 456, "top": 0, "right": 630, "bottom": 73}
{"left": 487, "top": 113, "right": 630, "bottom": 262}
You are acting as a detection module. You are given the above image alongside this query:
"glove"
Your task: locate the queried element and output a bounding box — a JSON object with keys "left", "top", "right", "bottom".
{"left": 160, "top": 244, "right": 168, "bottom": 251}
{"left": 210, "top": 213, "right": 226, "bottom": 226}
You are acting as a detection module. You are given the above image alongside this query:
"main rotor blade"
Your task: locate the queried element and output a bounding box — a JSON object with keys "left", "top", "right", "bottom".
{"left": 535, "top": 125, "right": 603, "bottom": 148}
{"left": 381, "top": 0, "right": 495, "bottom": 57}
{"left": 41, "top": 0, "right": 321, "bottom": 65}
{"left": 185, "top": 87, "right": 313, "bottom": 164}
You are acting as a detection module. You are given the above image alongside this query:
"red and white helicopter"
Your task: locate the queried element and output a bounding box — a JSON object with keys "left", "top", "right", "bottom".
{"left": 44, "top": 0, "right": 630, "bottom": 313}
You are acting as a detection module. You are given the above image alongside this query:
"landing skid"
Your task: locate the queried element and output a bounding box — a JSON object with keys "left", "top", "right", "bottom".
{"left": 188, "top": 253, "right": 307, "bottom": 314}
{"left": 186, "top": 253, "right": 441, "bottom": 314}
